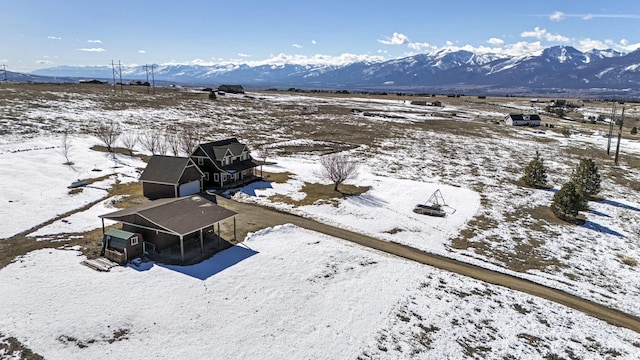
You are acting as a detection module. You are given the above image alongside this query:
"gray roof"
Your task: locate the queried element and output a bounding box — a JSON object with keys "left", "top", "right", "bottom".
{"left": 139, "top": 156, "right": 192, "bottom": 184}
{"left": 100, "top": 195, "right": 237, "bottom": 236}
{"left": 199, "top": 138, "right": 247, "bottom": 162}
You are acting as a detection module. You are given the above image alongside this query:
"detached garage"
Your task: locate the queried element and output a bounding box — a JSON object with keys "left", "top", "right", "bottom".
{"left": 140, "top": 155, "right": 204, "bottom": 200}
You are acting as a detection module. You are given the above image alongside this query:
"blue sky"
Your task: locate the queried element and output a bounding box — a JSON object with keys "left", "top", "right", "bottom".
{"left": 2, "top": 0, "right": 640, "bottom": 72}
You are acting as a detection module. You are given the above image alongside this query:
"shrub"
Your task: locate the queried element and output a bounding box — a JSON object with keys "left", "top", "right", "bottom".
{"left": 551, "top": 181, "right": 587, "bottom": 218}
{"left": 522, "top": 151, "right": 548, "bottom": 188}
{"left": 571, "top": 158, "right": 601, "bottom": 201}
{"left": 631, "top": 126, "right": 638, "bottom": 135}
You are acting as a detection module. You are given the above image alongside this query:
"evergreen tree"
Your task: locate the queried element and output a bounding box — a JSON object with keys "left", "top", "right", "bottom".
{"left": 571, "top": 158, "right": 601, "bottom": 199}
{"left": 551, "top": 181, "right": 587, "bottom": 218}
{"left": 522, "top": 151, "right": 548, "bottom": 188}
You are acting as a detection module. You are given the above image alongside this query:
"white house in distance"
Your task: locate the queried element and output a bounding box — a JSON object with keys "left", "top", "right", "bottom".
{"left": 505, "top": 113, "right": 542, "bottom": 126}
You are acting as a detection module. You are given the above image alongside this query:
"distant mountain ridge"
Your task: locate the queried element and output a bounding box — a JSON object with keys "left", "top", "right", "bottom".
{"left": 26, "top": 45, "right": 640, "bottom": 96}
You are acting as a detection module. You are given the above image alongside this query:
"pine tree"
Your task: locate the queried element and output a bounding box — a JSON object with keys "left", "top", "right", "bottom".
{"left": 522, "top": 151, "right": 548, "bottom": 188}
{"left": 551, "top": 181, "right": 587, "bottom": 219}
{"left": 571, "top": 158, "right": 601, "bottom": 199}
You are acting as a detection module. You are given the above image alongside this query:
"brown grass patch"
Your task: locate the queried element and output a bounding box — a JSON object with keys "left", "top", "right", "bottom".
{"left": 260, "top": 171, "right": 292, "bottom": 184}
{"left": 269, "top": 182, "right": 370, "bottom": 207}
{"left": 0, "top": 333, "right": 44, "bottom": 360}
{"left": 618, "top": 254, "right": 638, "bottom": 267}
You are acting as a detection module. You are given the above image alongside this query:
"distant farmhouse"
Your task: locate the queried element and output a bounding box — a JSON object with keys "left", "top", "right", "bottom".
{"left": 217, "top": 85, "right": 244, "bottom": 94}
{"left": 79, "top": 79, "right": 108, "bottom": 85}
{"left": 505, "top": 113, "right": 541, "bottom": 126}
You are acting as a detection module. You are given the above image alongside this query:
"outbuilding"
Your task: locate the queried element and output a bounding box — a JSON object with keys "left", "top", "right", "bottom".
{"left": 102, "top": 229, "right": 143, "bottom": 264}
{"left": 99, "top": 195, "right": 237, "bottom": 263}
{"left": 139, "top": 155, "right": 204, "bottom": 200}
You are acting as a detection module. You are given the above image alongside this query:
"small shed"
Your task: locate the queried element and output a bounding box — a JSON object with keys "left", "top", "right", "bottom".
{"left": 102, "top": 229, "right": 143, "bottom": 264}
{"left": 140, "top": 155, "right": 204, "bottom": 200}
{"left": 505, "top": 113, "right": 541, "bottom": 126}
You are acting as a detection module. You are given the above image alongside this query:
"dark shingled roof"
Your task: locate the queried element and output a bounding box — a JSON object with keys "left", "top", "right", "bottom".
{"left": 100, "top": 195, "right": 237, "bottom": 236}
{"left": 199, "top": 138, "right": 246, "bottom": 162}
{"left": 139, "top": 156, "right": 192, "bottom": 184}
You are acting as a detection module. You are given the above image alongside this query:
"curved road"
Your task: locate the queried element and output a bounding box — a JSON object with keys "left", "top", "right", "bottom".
{"left": 216, "top": 196, "right": 640, "bottom": 333}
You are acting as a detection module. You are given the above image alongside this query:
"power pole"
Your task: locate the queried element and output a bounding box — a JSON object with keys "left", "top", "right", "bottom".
{"left": 150, "top": 64, "right": 155, "bottom": 94}
{"left": 0, "top": 65, "right": 7, "bottom": 83}
{"left": 111, "top": 60, "right": 123, "bottom": 93}
{"left": 607, "top": 102, "right": 616, "bottom": 155}
{"left": 143, "top": 64, "right": 156, "bottom": 95}
{"left": 614, "top": 106, "right": 625, "bottom": 165}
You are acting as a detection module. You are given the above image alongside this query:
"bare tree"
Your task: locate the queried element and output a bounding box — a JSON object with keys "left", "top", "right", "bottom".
{"left": 156, "top": 135, "right": 168, "bottom": 155}
{"left": 256, "top": 145, "right": 270, "bottom": 178}
{"left": 120, "top": 133, "right": 138, "bottom": 156}
{"left": 139, "top": 129, "right": 160, "bottom": 155}
{"left": 166, "top": 132, "right": 181, "bottom": 156}
{"left": 61, "top": 131, "right": 73, "bottom": 165}
{"left": 95, "top": 120, "right": 121, "bottom": 152}
{"left": 179, "top": 126, "right": 201, "bottom": 156}
{"left": 319, "top": 153, "right": 359, "bottom": 192}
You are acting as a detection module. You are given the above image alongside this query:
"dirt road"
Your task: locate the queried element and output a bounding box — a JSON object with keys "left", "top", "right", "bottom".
{"left": 216, "top": 196, "right": 640, "bottom": 333}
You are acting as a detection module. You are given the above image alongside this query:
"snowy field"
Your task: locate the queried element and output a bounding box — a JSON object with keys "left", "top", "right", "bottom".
{"left": 1, "top": 225, "right": 639, "bottom": 359}
{"left": 1, "top": 85, "right": 640, "bottom": 358}
{"left": 0, "top": 135, "right": 143, "bottom": 239}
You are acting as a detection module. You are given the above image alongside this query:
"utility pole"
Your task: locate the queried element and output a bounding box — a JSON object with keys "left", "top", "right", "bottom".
{"left": 143, "top": 64, "right": 156, "bottom": 94}
{"left": 607, "top": 102, "right": 616, "bottom": 155}
{"left": 614, "top": 106, "right": 625, "bottom": 165}
{"left": 111, "top": 60, "right": 123, "bottom": 93}
{"left": 0, "top": 65, "right": 7, "bottom": 83}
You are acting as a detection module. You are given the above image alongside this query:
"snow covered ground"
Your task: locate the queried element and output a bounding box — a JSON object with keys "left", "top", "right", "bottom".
{"left": 1, "top": 225, "right": 639, "bottom": 359}
{"left": 1, "top": 86, "right": 640, "bottom": 358}
{"left": 0, "top": 135, "right": 143, "bottom": 239}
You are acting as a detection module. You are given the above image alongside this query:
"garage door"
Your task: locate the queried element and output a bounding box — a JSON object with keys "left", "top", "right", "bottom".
{"left": 179, "top": 180, "right": 200, "bottom": 197}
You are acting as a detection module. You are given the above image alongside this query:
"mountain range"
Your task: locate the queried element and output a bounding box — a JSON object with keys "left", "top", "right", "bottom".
{"left": 20, "top": 45, "right": 640, "bottom": 96}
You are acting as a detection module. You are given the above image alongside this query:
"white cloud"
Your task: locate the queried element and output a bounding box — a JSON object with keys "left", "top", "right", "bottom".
{"left": 311, "top": 40, "right": 317, "bottom": 45}
{"left": 35, "top": 60, "right": 53, "bottom": 65}
{"left": 47, "top": 36, "right": 62, "bottom": 40}
{"left": 520, "top": 27, "right": 569, "bottom": 42}
{"left": 488, "top": 38, "right": 505, "bottom": 46}
{"left": 550, "top": 11, "right": 565, "bottom": 21}
{"left": 138, "top": 50, "right": 146, "bottom": 54}
{"left": 582, "top": 14, "right": 593, "bottom": 20}
{"left": 237, "top": 53, "right": 252, "bottom": 58}
{"left": 378, "top": 32, "right": 410, "bottom": 45}
{"left": 408, "top": 42, "right": 435, "bottom": 52}
{"left": 0, "top": 59, "right": 8, "bottom": 63}
{"left": 87, "top": 39, "right": 102, "bottom": 43}
{"left": 292, "top": 44, "right": 303, "bottom": 49}
{"left": 77, "top": 48, "right": 106, "bottom": 52}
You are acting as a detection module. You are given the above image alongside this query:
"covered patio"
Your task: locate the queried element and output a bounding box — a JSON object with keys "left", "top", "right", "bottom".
{"left": 99, "top": 195, "right": 237, "bottom": 264}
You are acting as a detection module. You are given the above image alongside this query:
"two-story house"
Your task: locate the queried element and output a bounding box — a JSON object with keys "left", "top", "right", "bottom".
{"left": 191, "top": 138, "right": 259, "bottom": 189}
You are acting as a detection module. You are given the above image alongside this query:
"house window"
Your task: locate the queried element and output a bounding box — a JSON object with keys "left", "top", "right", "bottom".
{"left": 204, "top": 172, "right": 209, "bottom": 181}
{"left": 214, "top": 173, "right": 219, "bottom": 182}
{"left": 130, "top": 236, "right": 139, "bottom": 246}
{"left": 197, "top": 157, "right": 204, "bottom": 166}
{"left": 222, "top": 174, "right": 227, "bottom": 182}
{"left": 224, "top": 156, "right": 231, "bottom": 165}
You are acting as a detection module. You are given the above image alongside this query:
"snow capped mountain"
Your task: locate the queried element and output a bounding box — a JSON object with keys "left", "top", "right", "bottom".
{"left": 28, "top": 46, "right": 637, "bottom": 95}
